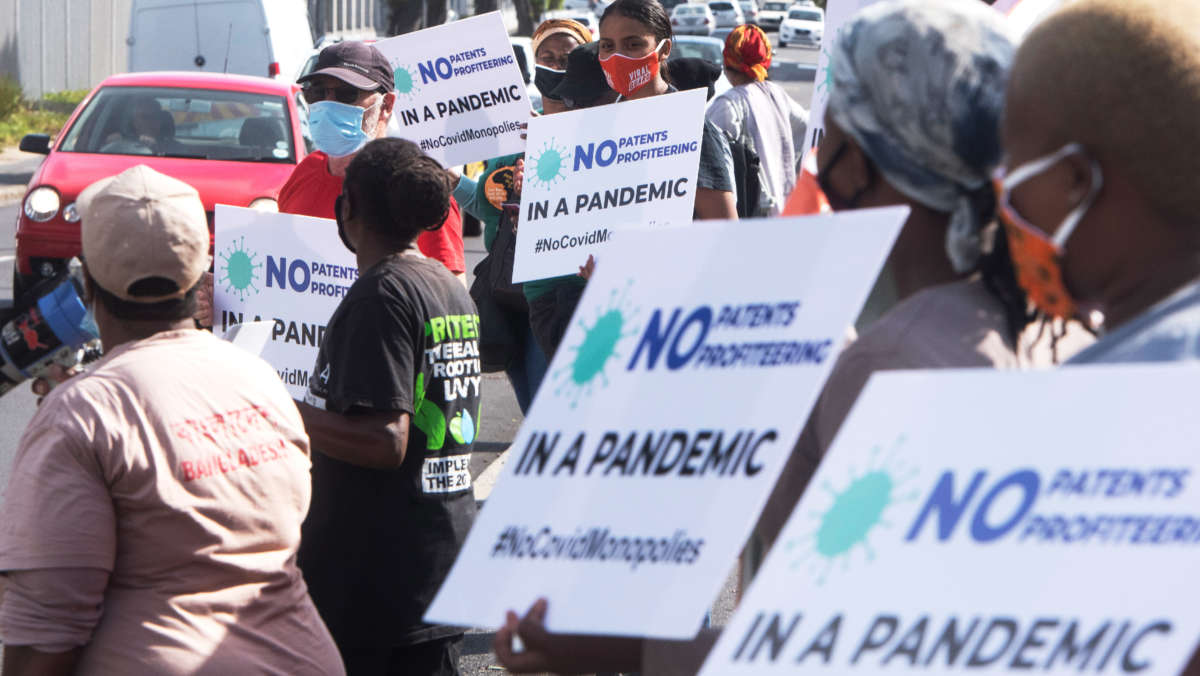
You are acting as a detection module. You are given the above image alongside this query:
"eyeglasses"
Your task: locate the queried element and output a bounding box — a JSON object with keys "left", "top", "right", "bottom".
{"left": 537, "top": 55, "right": 570, "bottom": 70}
{"left": 302, "top": 84, "right": 366, "bottom": 105}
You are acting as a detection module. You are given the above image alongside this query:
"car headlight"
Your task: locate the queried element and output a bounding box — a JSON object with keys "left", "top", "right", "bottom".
{"left": 63, "top": 202, "right": 80, "bottom": 223}
{"left": 249, "top": 197, "right": 279, "bottom": 212}
{"left": 24, "top": 186, "right": 61, "bottom": 222}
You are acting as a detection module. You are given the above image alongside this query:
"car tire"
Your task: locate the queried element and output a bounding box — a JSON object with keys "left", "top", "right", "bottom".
{"left": 779, "top": 38, "right": 788, "bottom": 47}
{"left": 12, "top": 268, "right": 31, "bottom": 303}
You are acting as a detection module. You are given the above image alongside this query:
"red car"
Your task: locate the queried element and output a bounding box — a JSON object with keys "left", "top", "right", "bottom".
{"left": 15, "top": 71, "right": 311, "bottom": 296}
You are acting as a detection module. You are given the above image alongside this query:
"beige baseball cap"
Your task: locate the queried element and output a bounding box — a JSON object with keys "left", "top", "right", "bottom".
{"left": 77, "top": 165, "right": 209, "bottom": 303}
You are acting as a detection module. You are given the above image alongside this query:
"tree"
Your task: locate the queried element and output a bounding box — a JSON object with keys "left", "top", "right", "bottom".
{"left": 387, "top": 0, "right": 450, "bottom": 35}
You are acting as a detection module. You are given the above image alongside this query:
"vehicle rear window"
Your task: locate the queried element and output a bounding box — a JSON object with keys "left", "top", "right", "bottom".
{"left": 676, "top": 5, "right": 702, "bottom": 13}
{"left": 59, "top": 85, "right": 295, "bottom": 163}
{"left": 709, "top": 2, "right": 734, "bottom": 10}
{"left": 789, "top": 9, "right": 822, "bottom": 20}
{"left": 764, "top": 2, "right": 787, "bottom": 10}
{"left": 671, "top": 41, "right": 723, "bottom": 64}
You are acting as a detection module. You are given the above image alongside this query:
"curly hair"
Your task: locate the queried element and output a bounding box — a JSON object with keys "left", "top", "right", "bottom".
{"left": 344, "top": 138, "right": 450, "bottom": 246}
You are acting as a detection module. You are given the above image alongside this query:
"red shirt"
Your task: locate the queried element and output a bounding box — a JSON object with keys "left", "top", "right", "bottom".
{"left": 278, "top": 151, "right": 466, "bottom": 274}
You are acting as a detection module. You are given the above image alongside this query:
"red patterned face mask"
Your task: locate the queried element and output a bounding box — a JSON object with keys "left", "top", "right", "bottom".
{"left": 994, "top": 143, "right": 1103, "bottom": 321}
{"left": 600, "top": 40, "right": 666, "bottom": 98}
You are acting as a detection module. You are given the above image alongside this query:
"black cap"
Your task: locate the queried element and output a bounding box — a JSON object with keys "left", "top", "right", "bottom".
{"left": 665, "top": 58, "right": 722, "bottom": 101}
{"left": 549, "top": 42, "right": 613, "bottom": 107}
{"left": 298, "top": 41, "right": 395, "bottom": 92}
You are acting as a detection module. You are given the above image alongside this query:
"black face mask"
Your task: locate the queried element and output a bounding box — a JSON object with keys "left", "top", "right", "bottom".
{"left": 334, "top": 194, "right": 357, "bottom": 253}
{"left": 816, "top": 140, "right": 876, "bottom": 211}
{"left": 534, "top": 65, "right": 567, "bottom": 99}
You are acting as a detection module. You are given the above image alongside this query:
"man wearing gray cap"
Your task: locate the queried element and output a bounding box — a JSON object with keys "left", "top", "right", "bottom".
{"left": 0, "top": 165, "right": 342, "bottom": 675}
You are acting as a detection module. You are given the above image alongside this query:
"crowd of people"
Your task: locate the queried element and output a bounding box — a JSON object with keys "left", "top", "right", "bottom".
{"left": 1, "top": 0, "right": 1199, "bottom": 673}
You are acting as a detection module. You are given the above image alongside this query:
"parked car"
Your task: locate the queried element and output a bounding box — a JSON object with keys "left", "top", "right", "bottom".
{"left": 779, "top": 6, "right": 824, "bottom": 47}
{"left": 540, "top": 9, "right": 599, "bottom": 32}
{"left": 706, "top": 0, "right": 745, "bottom": 28}
{"left": 14, "top": 72, "right": 309, "bottom": 296}
{"left": 669, "top": 36, "right": 732, "bottom": 100}
{"left": 739, "top": 0, "right": 760, "bottom": 25}
{"left": 128, "top": 0, "right": 314, "bottom": 81}
{"left": 758, "top": 0, "right": 789, "bottom": 30}
{"left": 671, "top": 4, "right": 716, "bottom": 36}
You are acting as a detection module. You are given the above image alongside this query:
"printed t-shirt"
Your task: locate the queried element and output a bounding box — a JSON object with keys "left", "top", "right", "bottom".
{"left": 0, "top": 329, "right": 341, "bottom": 675}
{"left": 1066, "top": 278, "right": 1200, "bottom": 364}
{"left": 280, "top": 150, "right": 467, "bottom": 274}
{"left": 300, "top": 252, "right": 480, "bottom": 647}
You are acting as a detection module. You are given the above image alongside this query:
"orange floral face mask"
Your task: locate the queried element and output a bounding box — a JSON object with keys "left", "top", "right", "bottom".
{"left": 994, "top": 143, "right": 1103, "bottom": 321}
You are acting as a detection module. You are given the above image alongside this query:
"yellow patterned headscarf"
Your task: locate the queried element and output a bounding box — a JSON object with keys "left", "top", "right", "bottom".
{"left": 723, "top": 24, "right": 772, "bottom": 81}
{"left": 532, "top": 19, "right": 594, "bottom": 57}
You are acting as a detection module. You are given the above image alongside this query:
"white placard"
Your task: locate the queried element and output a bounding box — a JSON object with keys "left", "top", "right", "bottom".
{"left": 512, "top": 88, "right": 707, "bottom": 283}
{"left": 375, "top": 12, "right": 530, "bottom": 166}
{"left": 700, "top": 365, "right": 1200, "bottom": 675}
{"left": 424, "top": 207, "right": 907, "bottom": 638}
{"left": 802, "top": 0, "right": 879, "bottom": 153}
{"left": 214, "top": 205, "right": 357, "bottom": 399}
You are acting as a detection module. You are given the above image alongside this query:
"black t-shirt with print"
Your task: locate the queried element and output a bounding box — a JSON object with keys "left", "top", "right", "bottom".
{"left": 299, "top": 252, "right": 481, "bottom": 648}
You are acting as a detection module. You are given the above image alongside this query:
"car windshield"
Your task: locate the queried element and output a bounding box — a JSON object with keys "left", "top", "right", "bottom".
{"left": 709, "top": 2, "right": 734, "bottom": 10}
{"left": 59, "top": 85, "right": 295, "bottom": 163}
{"left": 789, "top": 9, "right": 822, "bottom": 20}
{"left": 764, "top": 2, "right": 786, "bottom": 9}
{"left": 671, "top": 41, "right": 723, "bottom": 65}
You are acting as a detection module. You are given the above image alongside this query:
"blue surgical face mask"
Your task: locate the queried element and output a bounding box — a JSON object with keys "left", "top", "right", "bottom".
{"left": 308, "top": 99, "right": 378, "bottom": 157}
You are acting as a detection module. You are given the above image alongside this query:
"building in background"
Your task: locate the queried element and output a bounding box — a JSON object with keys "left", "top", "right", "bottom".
{"left": 0, "top": 0, "right": 395, "bottom": 99}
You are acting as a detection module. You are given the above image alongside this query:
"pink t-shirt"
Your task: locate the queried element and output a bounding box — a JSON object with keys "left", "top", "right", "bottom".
{"left": 0, "top": 329, "right": 343, "bottom": 675}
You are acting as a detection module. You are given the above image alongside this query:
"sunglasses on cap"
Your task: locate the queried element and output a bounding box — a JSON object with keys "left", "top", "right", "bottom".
{"left": 302, "top": 83, "right": 377, "bottom": 105}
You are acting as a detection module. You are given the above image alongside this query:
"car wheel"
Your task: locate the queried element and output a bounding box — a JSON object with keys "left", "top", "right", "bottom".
{"left": 12, "top": 268, "right": 31, "bottom": 303}
{"left": 779, "top": 38, "right": 788, "bottom": 47}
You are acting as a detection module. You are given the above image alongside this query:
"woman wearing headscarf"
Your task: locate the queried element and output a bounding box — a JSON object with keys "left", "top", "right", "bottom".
{"left": 451, "top": 18, "right": 593, "bottom": 412}
{"left": 752, "top": 0, "right": 1090, "bottom": 565}
{"left": 490, "top": 2, "right": 1073, "bottom": 674}
{"left": 706, "top": 24, "right": 809, "bottom": 215}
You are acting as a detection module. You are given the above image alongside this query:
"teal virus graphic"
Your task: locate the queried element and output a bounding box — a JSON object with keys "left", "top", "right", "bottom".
{"left": 817, "top": 45, "right": 835, "bottom": 97}
{"left": 529, "top": 138, "right": 571, "bottom": 188}
{"left": 393, "top": 64, "right": 422, "bottom": 100}
{"left": 553, "top": 281, "right": 640, "bottom": 408}
{"left": 784, "top": 437, "right": 920, "bottom": 585}
{"left": 219, "top": 235, "right": 262, "bottom": 300}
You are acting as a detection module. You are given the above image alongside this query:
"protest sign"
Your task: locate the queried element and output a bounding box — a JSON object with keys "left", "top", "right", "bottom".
{"left": 214, "top": 205, "right": 356, "bottom": 399}
{"left": 511, "top": 88, "right": 707, "bottom": 283}
{"left": 700, "top": 366, "right": 1200, "bottom": 675}
{"left": 424, "top": 207, "right": 907, "bottom": 638}
{"left": 374, "top": 12, "right": 529, "bottom": 166}
{"left": 802, "top": 0, "right": 878, "bottom": 153}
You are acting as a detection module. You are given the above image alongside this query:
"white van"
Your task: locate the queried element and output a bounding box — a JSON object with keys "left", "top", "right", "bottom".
{"left": 128, "top": 0, "right": 314, "bottom": 80}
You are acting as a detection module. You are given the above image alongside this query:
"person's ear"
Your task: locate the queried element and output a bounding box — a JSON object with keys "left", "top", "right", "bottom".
{"left": 381, "top": 91, "right": 397, "bottom": 117}
{"left": 659, "top": 38, "right": 672, "bottom": 60}
{"left": 838, "top": 137, "right": 875, "bottom": 195}
{"left": 1059, "top": 150, "right": 1097, "bottom": 206}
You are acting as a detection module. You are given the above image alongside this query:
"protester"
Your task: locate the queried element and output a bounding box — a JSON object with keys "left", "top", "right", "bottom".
{"left": 451, "top": 19, "right": 593, "bottom": 408}
{"left": 707, "top": 24, "right": 808, "bottom": 215}
{"left": 521, "top": 41, "right": 617, "bottom": 360}
{"left": 0, "top": 166, "right": 341, "bottom": 675}
{"left": 492, "top": 2, "right": 1051, "bottom": 672}
{"left": 999, "top": 0, "right": 1200, "bottom": 364}
{"left": 295, "top": 138, "right": 479, "bottom": 675}
{"left": 753, "top": 0, "right": 1068, "bottom": 563}
{"left": 531, "top": 19, "right": 593, "bottom": 114}
{"left": 280, "top": 41, "right": 466, "bottom": 282}
{"left": 664, "top": 57, "right": 722, "bottom": 101}
{"left": 598, "top": 0, "right": 738, "bottom": 220}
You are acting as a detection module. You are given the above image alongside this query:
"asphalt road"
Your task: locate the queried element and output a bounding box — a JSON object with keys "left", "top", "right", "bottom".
{"left": 0, "top": 32, "right": 814, "bottom": 672}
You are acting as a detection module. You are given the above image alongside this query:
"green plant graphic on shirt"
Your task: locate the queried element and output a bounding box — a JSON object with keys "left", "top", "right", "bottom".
{"left": 529, "top": 138, "right": 571, "bottom": 188}
{"left": 218, "top": 235, "right": 262, "bottom": 300}
{"left": 449, "top": 409, "right": 477, "bottom": 445}
{"left": 784, "top": 437, "right": 919, "bottom": 585}
{"left": 553, "top": 280, "right": 640, "bottom": 408}
{"left": 413, "top": 372, "right": 447, "bottom": 450}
